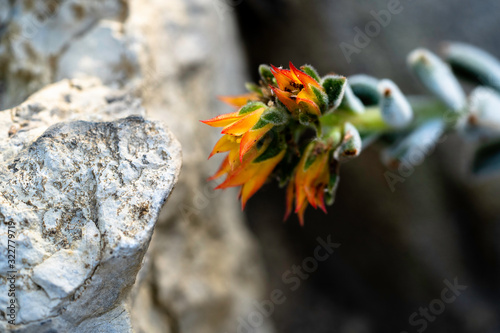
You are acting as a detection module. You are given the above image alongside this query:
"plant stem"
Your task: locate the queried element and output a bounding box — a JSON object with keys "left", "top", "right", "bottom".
{"left": 320, "top": 96, "right": 455, "bottom": 134}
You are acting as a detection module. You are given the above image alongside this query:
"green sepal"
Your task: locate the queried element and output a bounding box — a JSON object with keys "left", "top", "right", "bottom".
{"left": 252, "top": 118, "right": 270, "bottom": 130}
{"left": 253, "top": 130, "right": 285, "bottom": 163}
{"left": 298, "top": 112, "right": 318, "bottom": 127}
{"left": 300, "top": 64, "right": 321, "bottom": 82}
{"left": 261, "top": 107, "right": 290, "bottom": 126}
{"left": 245, "top": 82, "right": 263, "bottom": 95}
{"left": 327, "top": 172, "right": 339, "bottom": 195}
{"left": 304, "top": 153, "right": 316, "bottom": 170}
{"left": 238, "top": 101, "right": 267, "bottom": 115}
{"left": 311, "top": 85, "right": 329, "bottom": 114}
{"left": 321, "top": 75, "right": 347, "bottom": 110}
{"left": 259, "top": 64, "right": 276, "bottom": 85}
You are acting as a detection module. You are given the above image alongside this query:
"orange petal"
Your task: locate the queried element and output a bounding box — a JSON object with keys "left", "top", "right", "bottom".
{"left": 284, "top": 179, "right": 295, "bottom": 221}
{"left": 297, "top": 97, "right": 321, "bottom": 116}
{"left": 209, "top": 135, "right": 239, "bottom": 159}
{"left": 216, "top": 149, "right": 260, "bottom": 189}
{"left": 201, "top": 111, "right": 241, "bottom": 128}
{"left": 270, "top": 86, "right": 298, "bottom": 113}
{"left": 239, "top": 123, "right": 273, "bottom": 161}
{"left": 305, "top": 186, "right": 318, "bottom": 209}
{"left": 295, "top": 182, "right": 308, "bottom": 213}
{"left": 218, "top": 93, "right": 259, "bottom": 108}
{"left": 208, "top": 156, "right": 231, "bottom": 181}
{"left": 297, "top": 200, "right": 308, "bottom": 226}
{"left": 221, "top": 108, "right": 265, "bottom": 136}
{"left": 290, "top": 62, "right": 321, "bottom": 88}
{"left": 240, "top": 150, "right": 286, "bottom": 209}
{"left": 316, "top": 186, "right": 327, "bottom": 214}
{"left": 270, "top": 65, "right": 296, "bottom": 90}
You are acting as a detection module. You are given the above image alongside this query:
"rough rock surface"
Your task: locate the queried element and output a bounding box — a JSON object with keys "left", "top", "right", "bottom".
{"left": 0, "top": 79, "right": 182, "bottom": 332}
{"left": 0, "top": 1, "right": 272, "bottom": 333}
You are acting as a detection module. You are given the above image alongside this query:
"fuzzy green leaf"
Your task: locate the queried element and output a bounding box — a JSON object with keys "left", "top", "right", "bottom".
{"left": 259, "top": 64, "right": 275, "bottom": 85}
{"left": 301, "top": 64, "right": 321, "bottom": 82}
{"left": 238, "top": 101, "right": 267, "bottom": 115}
{"left": 321, "top": 75, "right": 347, "bottom": 110}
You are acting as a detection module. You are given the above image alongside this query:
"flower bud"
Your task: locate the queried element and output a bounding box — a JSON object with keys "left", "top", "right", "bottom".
{"left": 466, "top": 87, "right": 500, "bottom": 134}
{"left": 408, "top": 48, "right": 466, "bottom": 113}
{"left": 334, "top": 122, "right": 362, "bottom": 162}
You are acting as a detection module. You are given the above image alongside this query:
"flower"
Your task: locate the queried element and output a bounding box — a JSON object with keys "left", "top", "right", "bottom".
{"left": 201, "top": 102, "right": 286, "bottom": 208}
{"left": 210, "top": 141, "right": 285, "bottom": 209}
{"left": 202, "top": 62, "right": 349, "bottom": 224}
{"left": 270, "top": 62, "right": 327, "bottom": 117}
{"left": 202, "top": 102, "right": 276, "bottom": 161}
{"left": 285, "top": 141, "right": 334, "bottom": 225}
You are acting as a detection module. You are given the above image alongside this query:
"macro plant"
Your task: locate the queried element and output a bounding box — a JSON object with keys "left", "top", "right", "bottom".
{"left": 202, "top": 42, "right": 500, "bottom": 225}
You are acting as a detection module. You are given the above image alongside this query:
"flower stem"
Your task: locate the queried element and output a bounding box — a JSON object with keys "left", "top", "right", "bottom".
{"left": 320, "top": 96, "right": 455, "bottom": 134}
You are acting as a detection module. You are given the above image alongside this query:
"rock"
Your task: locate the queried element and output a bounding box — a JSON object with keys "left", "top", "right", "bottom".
{"left": 0, "top": 79, "right": 182, "bottom": 332}
{"left": 0, "top": 0, "right": 129, "bottom": 109}
{"left": 0, "top": 1, "right": 273, "bottom": 333}
{"left": 125, "top": 1, "right": 275, "bottom": 332}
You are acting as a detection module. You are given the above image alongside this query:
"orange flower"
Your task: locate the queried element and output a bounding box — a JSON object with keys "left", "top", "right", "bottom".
{"left": 202, "top": 102, "right": 286, "bottom": 208}
{"left": 212, "top": 142, "right": 285, "bottom": 209}
{"left": 270, "top": 62, "right": 327, "bottom": 117}
{"left": 285, "top": 141, "right": 332, "bottom": 225}
{"left": 201, "top": 102, "right": 274, "bottom": 161}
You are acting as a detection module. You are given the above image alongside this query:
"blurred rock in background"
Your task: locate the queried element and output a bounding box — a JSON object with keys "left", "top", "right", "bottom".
{"left": 236, "top": 1, "right": 500, "bottom": 333}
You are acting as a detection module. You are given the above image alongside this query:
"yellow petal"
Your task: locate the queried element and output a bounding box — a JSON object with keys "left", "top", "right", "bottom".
{"left": 208, "top": 135, "right": 239, "bottom": 158}
{"left": 239, "top": 123, "right": 273, "bottom": 161}
{"left": 221, "top": 108, "right": 265, "bottom": 136}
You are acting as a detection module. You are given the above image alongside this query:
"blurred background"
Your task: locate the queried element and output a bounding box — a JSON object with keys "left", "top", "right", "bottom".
{"left": 1, "top": 0, "right": 499, "bottom": 332}
{"left": 234, "top": 1, "right": 500, "bottom": 333}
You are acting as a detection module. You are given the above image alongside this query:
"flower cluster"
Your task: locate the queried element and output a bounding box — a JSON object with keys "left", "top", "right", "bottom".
{"left": 202, "top": 42, "right": 500, "bottom": 225}
{"left": 202, "top": 62, "right": 351, "bottom": 224}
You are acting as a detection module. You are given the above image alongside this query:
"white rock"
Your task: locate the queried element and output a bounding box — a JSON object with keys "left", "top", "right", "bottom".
{"left": 0, "top": 79, "right": 182, "bottom": 332}
{"left": 0, "top": 0, "right": 274, "bottom": 332}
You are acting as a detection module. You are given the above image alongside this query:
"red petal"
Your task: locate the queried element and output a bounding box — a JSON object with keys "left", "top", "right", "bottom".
{"left": 270, "top": 86, "right": 298, "bottom": 113}
{"left": 270, "top": 65, "right": 295, "bottom": 90}
{"left": 289, "top": 62, "right": 321, "bottom": 88}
